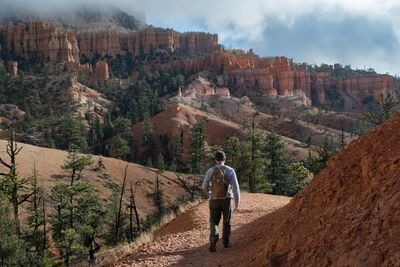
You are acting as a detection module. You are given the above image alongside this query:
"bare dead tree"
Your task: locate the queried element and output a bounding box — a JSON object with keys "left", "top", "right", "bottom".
{"left": 42, "top": 190, "right": 47, "bottom": 251}
{"left": 115, "top": 163, "right": 129, "bottom": 243}
{"left": 128, "top": 180, "right": 141, "bottom": 241}
{"left": 143, "top": 166, "right": 201, "bottom": 200}
{"left": 0, "top": 126, "right": 36, "bottom": 236}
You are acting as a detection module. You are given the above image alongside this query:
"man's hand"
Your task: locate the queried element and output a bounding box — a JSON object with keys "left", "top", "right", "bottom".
{"left": 234, "top": 202, "right": 239, "bottom": 211}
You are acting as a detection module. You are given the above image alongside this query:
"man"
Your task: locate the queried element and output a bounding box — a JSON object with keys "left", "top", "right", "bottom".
{"left": 202, "top": 151, "right": 240, "bottom": 252}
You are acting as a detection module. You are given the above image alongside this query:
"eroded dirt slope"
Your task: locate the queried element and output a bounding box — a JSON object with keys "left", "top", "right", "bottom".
{"left": 240, "top": 112, "right": 400, "bottom": 267}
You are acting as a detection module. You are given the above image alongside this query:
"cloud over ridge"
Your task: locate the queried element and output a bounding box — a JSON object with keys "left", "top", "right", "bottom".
{"left": 1, "top": 0, "right": 399, "bottom": 74}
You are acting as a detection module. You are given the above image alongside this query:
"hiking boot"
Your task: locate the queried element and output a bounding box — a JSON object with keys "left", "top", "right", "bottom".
{"left": 209, "top": 235, "right": 219, "bottom": 252}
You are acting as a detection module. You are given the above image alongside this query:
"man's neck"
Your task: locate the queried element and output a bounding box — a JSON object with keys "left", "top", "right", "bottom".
{"left": 216, "top": 162, "right": 225, "bottom": 166}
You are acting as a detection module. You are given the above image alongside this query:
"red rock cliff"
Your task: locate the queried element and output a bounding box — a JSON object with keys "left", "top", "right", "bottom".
{"left": 3, "top": 21, "right": 219, "bottom": 62}
{"left": 2, "top": 20, "right": 397, "bottom": 110}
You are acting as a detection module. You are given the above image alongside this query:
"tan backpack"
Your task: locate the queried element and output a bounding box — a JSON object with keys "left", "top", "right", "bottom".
{"left": 210, "top": 166, "right": 228, "bottom": 198}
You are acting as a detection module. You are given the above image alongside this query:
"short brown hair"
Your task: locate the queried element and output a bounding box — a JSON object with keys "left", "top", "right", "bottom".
{"left": 215, "top": 151, "right": 226, "bottom": 161}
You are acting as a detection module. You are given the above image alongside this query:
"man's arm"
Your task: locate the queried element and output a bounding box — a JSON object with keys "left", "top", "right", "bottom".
{"left": 202, "top": 168, "right": 212, "bottom": 196}
{"left": 230, "top": 168, "right": 240, "bottom": 209}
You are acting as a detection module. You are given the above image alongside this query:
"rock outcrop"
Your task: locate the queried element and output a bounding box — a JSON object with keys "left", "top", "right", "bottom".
{"left": 4, "top": 21, "right": 80, "bottom": 63}
{"left": 95, "top": 60, "right": 110, "bottom": 81}
{"left": 182, "top": 77, "right": 230, "bottom": 98}
{"left": 3, "top": 20, "right": 219, "bottom": 62}
{"left": 10, "top": 60, "right": 18, "bottom": 76}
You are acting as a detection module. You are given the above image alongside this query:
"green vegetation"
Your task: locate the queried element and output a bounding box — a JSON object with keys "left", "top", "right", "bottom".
{"left": 189, "top": 121, "right": 208, "bottom": 174}
{"left": 215, "top": 118, "right": 314, "bottom": 197}
{"left": 0, "top": 127, "right": 201, "bottom": 265}
{"left": 362, "top": 94, "right": 399, "bottom": 126}
{"left": 310, "top": 63, "right": 377, "bottom": 78}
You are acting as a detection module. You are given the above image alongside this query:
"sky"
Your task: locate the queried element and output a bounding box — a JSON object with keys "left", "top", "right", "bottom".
{"left": 1, "top": 0, "right": 400, "bottom": 75}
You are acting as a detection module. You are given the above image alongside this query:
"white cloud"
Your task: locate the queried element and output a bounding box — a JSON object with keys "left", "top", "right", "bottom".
{"left": 1, "top": 0, "right": 399, "bottom": 74}
{"left": 131, "top": 0, "right": 400, "bottom": 74}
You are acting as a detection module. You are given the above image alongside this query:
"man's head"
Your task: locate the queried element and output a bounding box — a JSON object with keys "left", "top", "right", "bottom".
{"left": 215, "top": 151, "right": 226, "bottom": 163}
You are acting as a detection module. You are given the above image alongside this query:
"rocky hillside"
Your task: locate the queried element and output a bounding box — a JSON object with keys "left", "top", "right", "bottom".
{"left": 232, "top": 112, "right": 400, "bottom": 266}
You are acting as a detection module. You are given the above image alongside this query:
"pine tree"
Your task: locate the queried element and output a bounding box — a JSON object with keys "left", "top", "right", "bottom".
{"left": 362, "top": 93, "right": 399, "bottom": 126}
{"left": 170, "top": 133, "right": 184, "bottom": 171}
{"left": 264, "top": 132, "right": 291, "bottom": 195}
{"left": 113, "top": 137, "right": 130, "bottom": 160}
{"left": 62, "top": 145, "right": 93, "bottom": 186}
{"left": 56, "top": 114, "right": 88, "bottom": 152}
{"left": 305, "top": 138, "right": 337, "bottom": 174}
{"left": 0, "top": 191, "right": 27, "bottom": 266}
{"left": 189, "top": 121, "right": 208, "bottom": 174}
{"left": 25, "top": 166, "right": 47, "bottom": 265}
{"left": 289, "top": 162, "right": 312, "bottom": 194}
{"left": 245, "top": 116, "right": 267, "bottom": 193}
{"left": 156, "top": 154, "right": 165, "bottom": 171}
{"left": 76, "top": 183, "right": 105, "bottom": 264}
{"left": 223, "top": 136, "right": 252, "bottom": 185}
{"left": 49, "top": 182, "right": 104, "bottom": 265}
{"left": 142, "top": 113, "right": 156, "bottom": 164}
{"left": 159, "top": 133, "right": 172, "bottom": 166}
{"left": 127, "top": 99, "right": 139, "bottom": 124}
{"left": 151, "top": 174, "right": 165, "bottom": 219}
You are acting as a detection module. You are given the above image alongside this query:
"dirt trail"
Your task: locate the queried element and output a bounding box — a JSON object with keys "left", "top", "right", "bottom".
{"left": 114, "top": 193, "right": 290, "bottom": 267}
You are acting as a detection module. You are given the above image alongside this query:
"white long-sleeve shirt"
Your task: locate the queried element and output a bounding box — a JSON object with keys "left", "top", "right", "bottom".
{"left": 202, "top": 164, "right": 240, "bottom": 205}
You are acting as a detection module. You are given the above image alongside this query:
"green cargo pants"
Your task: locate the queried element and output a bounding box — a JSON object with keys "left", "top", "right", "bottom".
{"left": 209, "top": 198, "right": 232, "bottom": 246}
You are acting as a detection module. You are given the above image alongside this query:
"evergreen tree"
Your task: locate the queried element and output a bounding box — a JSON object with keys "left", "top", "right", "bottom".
{"left": 88, "top": 116, "right": 104, "bottom": 155}
{"left": 289, "top": 162, "right": 312, "bottom": 194}
{"left": 49, "top": 182, "right": 104, "bottom": 265}
{"left": 76, "top": 184, "right": 105, "bottom": 263}
{"left": 114, "top": 117, "right": 132, "bottom": 140}
{"left": 245, "top": 116, "right": 267, "bottom": 193}
{"left": 142, "top": 113, "right": 153, "bottom": 146}
{"left": 156, "top": 154, "right": 165, "bottom": 171}
{"left": 56, "top": 114, "right": 88, "bottom": 152}
{"left": 305, "top": 138, "right": 337, "bottom": 174}
{"left": 159, "top": 133, "right": 172, "bottom": 166}
{"left": 151, "top": 174, "right": 165, "bottom": 219}
{"left": 0, "top": 191, "right": 27, "bottom": 266}
{"left": 189, "top": 121, "right": 208, "bottom": 174}
{"left": 170, "top": 133, "right": 184, "bottom": 171}
{"left": 127, "top": 99, "right": 139, "bottom": 124}
{"left": 112, "top": 137, "right": 130, "bottom": 160}
{"left": 362, "top": 93, "right": 399, "bottom": 126}
{"left": 62, "top": 145, "right": 93, "bottom": 186}
{"left": 48, "top": 183, "right": 79, "bottom": 266}
{"left": 223, "top": 136, "right": 252, "bottom": 186}
{"left": 25, "top": 166, "right": 47, "bottom": 266}
{"left": 264, "top": 132, "right": 291, "bottom": 195}
{"left": 142, "top": 113, "right": 156, "bottom": 164}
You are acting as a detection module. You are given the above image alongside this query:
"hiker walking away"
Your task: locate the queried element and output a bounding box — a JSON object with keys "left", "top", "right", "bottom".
{"left": 202, "top": 151, "right": 240, "bottom": 252}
